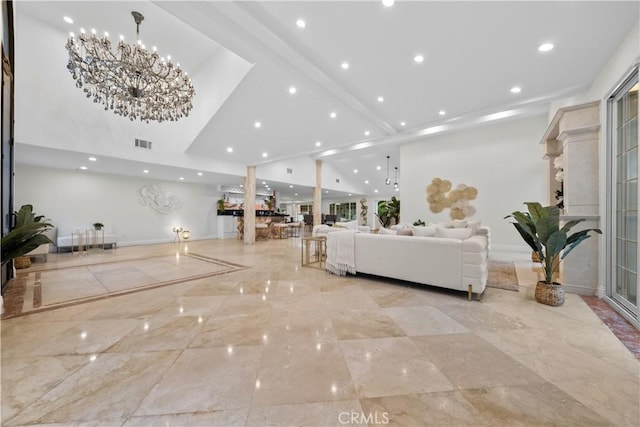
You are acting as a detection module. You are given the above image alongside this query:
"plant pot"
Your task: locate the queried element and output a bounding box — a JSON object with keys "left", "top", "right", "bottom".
{"left": 14, "top": 256, "right": 31, "bottom": 269}
{"left": 535, "top": 281, "right": 564, "bottom": 306}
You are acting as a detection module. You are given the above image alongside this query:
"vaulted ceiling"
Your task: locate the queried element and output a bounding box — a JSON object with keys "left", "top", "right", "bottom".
{"left": 12, "top": 1, "right": 640, "bottom": 201}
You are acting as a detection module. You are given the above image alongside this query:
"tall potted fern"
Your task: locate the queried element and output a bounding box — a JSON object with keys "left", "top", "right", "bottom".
{"left": 505, "top": 202, "right": 601, "bottom": 306}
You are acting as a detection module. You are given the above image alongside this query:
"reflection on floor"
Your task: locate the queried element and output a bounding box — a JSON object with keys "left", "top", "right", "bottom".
{"left": 1, "top": 238, "right": 638, "bottom": 426}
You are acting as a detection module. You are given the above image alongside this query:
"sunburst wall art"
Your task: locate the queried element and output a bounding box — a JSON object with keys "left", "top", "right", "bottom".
{"left": 426, "top": 178, "right": 478, "bottom": 220}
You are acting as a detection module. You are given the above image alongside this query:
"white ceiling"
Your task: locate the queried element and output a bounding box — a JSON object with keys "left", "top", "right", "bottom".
{"left": 12, "top": 1, "right": 640, "bottom": 202}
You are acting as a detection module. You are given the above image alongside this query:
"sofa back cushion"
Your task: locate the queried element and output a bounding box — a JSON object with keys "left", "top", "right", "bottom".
{"left": 436, "top": 226, "right": 472, "bottom": 240}
{"left": 379, "top": 227, "right": 397, "bottom": 235}
{"left": 396, "top": 228, "right": 413, "bottom": 236}
{"left": 412, "top": 225, "right": 437, "bottom": 237}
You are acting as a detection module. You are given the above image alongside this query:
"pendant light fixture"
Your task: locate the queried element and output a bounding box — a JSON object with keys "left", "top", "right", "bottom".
{"left": 385, "top": 156, "right": 391, "bottom": 185}
{"left": 393, "top": 166, "right": 399, "bottom": 189}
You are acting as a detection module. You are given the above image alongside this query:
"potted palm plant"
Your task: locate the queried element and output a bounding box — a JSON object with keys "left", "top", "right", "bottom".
{"left": 1, "top": 205, "right": 53, "bottom": 269}
{"left": 504, "top": 202, "right": 601, "bottom": 306}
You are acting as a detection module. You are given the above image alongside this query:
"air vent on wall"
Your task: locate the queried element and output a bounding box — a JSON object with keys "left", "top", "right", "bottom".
{"left": 336, "top": 178, "right": 340, "bottom": 183}
{"left": 135, "top": 138, "right": 153, "bottom": 150}
{"left": 286, "top": 168, "right": 293, "bottom": 174}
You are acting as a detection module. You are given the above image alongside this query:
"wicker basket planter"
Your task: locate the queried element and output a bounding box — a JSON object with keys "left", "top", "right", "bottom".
{"left": 13, "top": 256, "right": 31, "bottom": 269}
{"left": 535, "top": 281, "right": 564, "bottom": 306}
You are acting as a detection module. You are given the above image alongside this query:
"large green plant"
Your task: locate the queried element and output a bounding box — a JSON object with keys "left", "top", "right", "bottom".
{"left": 376, "top": 196, "right": 400, "bottom": 227}
{"left": 1, "top": 205, "right": 53, "bottom": 261}
{"left": 504, "top": 202, "right": 601, "bottom": 284}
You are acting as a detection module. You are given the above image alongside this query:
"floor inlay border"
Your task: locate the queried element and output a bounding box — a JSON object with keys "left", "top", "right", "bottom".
{"left": 1, "top": 253, "right": 248, "bottom": 320}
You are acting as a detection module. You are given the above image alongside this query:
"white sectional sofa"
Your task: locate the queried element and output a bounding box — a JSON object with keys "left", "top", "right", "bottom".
{"left": 327, "top": 227, "right": 489, "bottom": 300}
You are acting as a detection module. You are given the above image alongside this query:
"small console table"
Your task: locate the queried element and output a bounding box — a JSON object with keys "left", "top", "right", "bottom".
{"left": 301, "top": 236, "right": 327, "bottom": 268}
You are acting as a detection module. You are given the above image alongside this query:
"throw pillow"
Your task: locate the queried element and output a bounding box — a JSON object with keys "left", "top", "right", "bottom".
{"left": 466, "top": 220, "right": 482, "bottom": 234}
{"left": 379, "top": 227, "right": 397, "bottom": 235}
{"left": 397, "top": 228, "right": 413, "bottom": 236}
{"left": 452, "top": 219, "right": 468, "bottom": 228}
{"left": 435, "top": 226, "right": 472, "bottom": 240}
{"left": 411, "top": 225, "right": 437, "bottom": 237}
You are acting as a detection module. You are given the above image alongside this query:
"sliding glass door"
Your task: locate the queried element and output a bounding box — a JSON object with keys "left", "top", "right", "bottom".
{"left": 609, "top": 68, "right": 639, "bottom": 321}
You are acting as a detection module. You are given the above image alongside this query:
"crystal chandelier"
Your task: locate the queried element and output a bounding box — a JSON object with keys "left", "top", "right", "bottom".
{"left": 66, "top": 11, "right": 195, "bottom": 123}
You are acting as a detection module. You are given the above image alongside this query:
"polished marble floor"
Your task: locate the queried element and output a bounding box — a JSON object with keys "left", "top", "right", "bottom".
{"left": 1, "top": 237, "right": 639, "bottom": 426}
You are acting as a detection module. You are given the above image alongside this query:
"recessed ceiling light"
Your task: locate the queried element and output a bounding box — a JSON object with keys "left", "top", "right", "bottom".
{"left": 296, "top": 19, "right": 306, "bottom": 28}
{"left": 88, "top": 156, "right": 97, "bottom": 161}
{"left": 254, "top": 121, "right": 262, "bottom": 128}
{"left": 143, "top": 169, "right": 149, "bottom": 174}
{"left": 395, "top": 188, "right": 399, "bottom": 192}
{"left": 179, "top": 177, "right": 184, "bottom": 180}
{"left": 341, "top": 62, "right": 349, "bottom": 70}
{"left": 288, "top": 86, "right": 297, "bottom": 94}
{"left": 315, "top": 141, "right": 322, "bottom": 147}
{"left": 377, "top": 96, "right": 384, "bottom": 103}
{"left": 289, "top": 185, "right": 294, "bottom": 188}
{"left": 400, "top": 121, "right": 406, "bottom": 126}
{"left": 227, "top": 147, "right": 233, "bottom": 153}
{"left": 364, "top": 130, "right": 370, "bottom": 136}
{"left": 262, "top": 152, "right": 268, "bottom": 158}
{"left": 510, "top": 86, "right": 522, "bottom": 94}
{"left": 365, "top": 180, "right": 369, "bottom": 184}
{"left": 262, "top": 181, "right": 267, "bottom": 185}
{"left": 197, "top": 172, "right": 203, "bottom": 176}
{"left": 354, "top": 169, "right": 358, "bottom": 173}
{"left": 240, "top": 184, "right": 244, "bottom": 188}
{"left": 376, "top": 166, "right": 381, "bottom": 170}
{"left": 374, "top": 189, "right": 379, "bottom": 193}
{"left": 348, "top": 193, "right": 352, "bottom": 196}
{"left": 382, "top": 0, "right": 395, "bottom": 7}
{"left": 414, "top": 54, "right": 424, "bottom": 63}
{"left": 325, "top": 190, "right": 329, "bottom": 194}
{"left": 439, "top": 110, "right": 446, "bottom": 116}
{"left": 538, "top": 42, "right": 554, "bottom": 52}
{"left": 294, "top": 193, "right": 298, "bottom": 196}
{"left": 330, "top": 112, "right": 337, "bottom": 118}
{"left": 79, "top": 166, "right": 87, "bottom": 170}
{"left": 63, "top": 16, "right": 73, "bottom": 24}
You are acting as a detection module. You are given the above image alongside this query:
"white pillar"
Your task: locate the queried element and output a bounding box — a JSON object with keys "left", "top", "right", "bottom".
{"left": 244, "top": 166, "right": 256, "bottom": 245}
{"left": 313, "top": 160, "right": 322, "bottom": 226}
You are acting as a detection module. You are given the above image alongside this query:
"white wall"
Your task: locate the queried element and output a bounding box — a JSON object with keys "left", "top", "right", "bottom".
{"left": 400, "top": 114, "right": 548, "bottom": 252}
{"left": 15, "top": 165, "right": 221, "bottom": 246}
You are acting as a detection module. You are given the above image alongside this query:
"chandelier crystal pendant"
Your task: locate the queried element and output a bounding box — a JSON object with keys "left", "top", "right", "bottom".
{"left": 65, "top": 11, "right": 195, "bottom": 123}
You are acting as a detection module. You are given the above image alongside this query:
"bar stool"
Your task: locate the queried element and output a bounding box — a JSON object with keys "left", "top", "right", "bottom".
{"left": 273, "top": 222, "right": 289, "bottom": 239}
{"left": 255, "top": 223, "right": 270, "bottom": 240}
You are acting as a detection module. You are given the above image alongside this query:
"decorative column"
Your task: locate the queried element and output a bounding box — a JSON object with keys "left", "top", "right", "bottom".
{"left": 313, "top": 160, "right": 322, "bottom": 226}
{"left": 541, "top": 101, "right": 601, "bottom": 295}
{"left": 244, "top": 165, "right": 256, "bottom": 245}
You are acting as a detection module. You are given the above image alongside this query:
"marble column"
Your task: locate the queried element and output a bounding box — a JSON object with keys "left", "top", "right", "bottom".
{"left": 244, "top": 166, "right": 256, "bottom": 245}
{"left": 313, "top": 160, "right": 322, "bottom": 226}
{"left": 542, "top": 101, "right": 601, "bottom": 295}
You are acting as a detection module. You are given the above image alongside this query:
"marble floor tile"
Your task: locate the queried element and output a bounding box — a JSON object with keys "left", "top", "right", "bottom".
{"left": 383, "top": 305, "right": 469, "bottom": 336}
{"left": 460, "top": 383, "right": 614, "bottom": 426}
{"left": 251, "top": 342, "right": 356, "bottom": 407}
{"left": 123, "top": 408, "right": 249, "bottom": 427}
{"left": 189, "top": 309, "right": 272, "bottom": 348}
{"left": 134, "top": 346, "right": 262, "bottom": 415}
{"left": 1, "top": 355, "right": 90, "bottom": 422}
{"left": 411, "top": 334, "right": 547, "bottom": 389}
{"left": 267, "top": 309, "right": 337, "bottom": 346}
{"left": 246, "top": 400, "right": 366, "bottom": 427}
{"left": 322, "top": 287, "right": 381, "bottom": 311}
{"left": 1, "top": 319, "right": 140, "bottom": 357}
{"left": 339, "top": 337, "right": 454, "bottom": 398}
{"left": 6, "top": 351, "right": 180, "bottom": 425}
{"left": 359, "top": 391, "right": 489, "bottom": 427}
{"left": 107, "top": 315, "right": 206, "bottom": 353}
{"left": 330, "top": 308, "right": 406, "bottom": 340}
